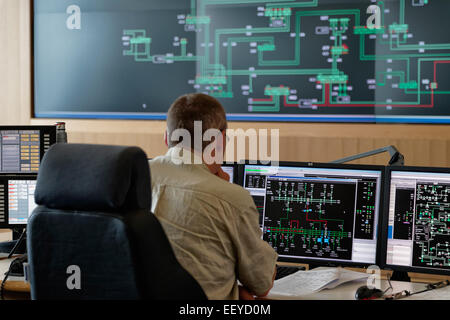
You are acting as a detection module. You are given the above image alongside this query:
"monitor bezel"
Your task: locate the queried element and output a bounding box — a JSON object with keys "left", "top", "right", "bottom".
{"left": 221, "top": 162, "right": 240, "bottom": 186}
{"left": 380, "top": 165, "right": 450, "bottom": 276}
{"left": 0, "top": 174, "right": 38, "bottom": 229}
{"left": 0, "top": 125, "right": 57, "bottom": 174}
{"left": 241, "top": 160, "right": 385, "bottom": 269}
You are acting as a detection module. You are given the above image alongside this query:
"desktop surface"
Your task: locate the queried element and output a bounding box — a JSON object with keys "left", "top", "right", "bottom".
{"left": 383, "top": 166, "right": 450, "bottom": 276}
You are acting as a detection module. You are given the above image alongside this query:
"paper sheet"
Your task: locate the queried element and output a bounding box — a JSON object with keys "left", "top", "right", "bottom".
{"left": 270, "top": 268, "right": 369, "bottom": 297}
{"left": 323, "top": 269, "right": 371, "bottom": 290}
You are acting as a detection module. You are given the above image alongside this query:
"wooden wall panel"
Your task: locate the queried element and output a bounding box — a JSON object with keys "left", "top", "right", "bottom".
{"left": 0, "top": 0, "right": 450, "bottom": 168}
{"left": 0, "top": 0, "right": 31, "bottom": 125}
{"left": 27, "top": 118, "right": 450, "bottom": 167}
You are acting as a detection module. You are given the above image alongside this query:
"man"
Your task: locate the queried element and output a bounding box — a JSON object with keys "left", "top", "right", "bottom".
{"left": 149, "top": 93, "right": 278, "bottom": 300}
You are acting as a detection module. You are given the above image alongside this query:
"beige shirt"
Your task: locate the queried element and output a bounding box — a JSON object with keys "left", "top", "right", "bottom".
{"left": 149, "top": 147, "right": 278, "bottom": 300}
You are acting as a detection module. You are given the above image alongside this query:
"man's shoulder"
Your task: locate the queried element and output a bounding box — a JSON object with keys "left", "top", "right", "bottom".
{"left": 209, "top": 176, "right": 254, "bottom": 208}
{"left": 149, "top": 154, "right": 171, "bottom": 168}
{"left": 149, "top": 158, "right": 255, "bottom": 210}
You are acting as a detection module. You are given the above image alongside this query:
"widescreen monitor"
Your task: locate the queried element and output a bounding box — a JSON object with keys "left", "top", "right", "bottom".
{"left": 243, "top": 162, "right": 384, "bottom": 267}
{"left": 382, "top": 167, "right": 450, "bottom": 275}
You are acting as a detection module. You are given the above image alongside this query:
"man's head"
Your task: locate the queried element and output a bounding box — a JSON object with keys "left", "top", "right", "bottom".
{"left": 165, "top": 93, "right": 227, "bottom": 154}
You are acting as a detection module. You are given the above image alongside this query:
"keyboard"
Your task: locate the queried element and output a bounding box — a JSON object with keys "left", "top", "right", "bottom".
{"left": 275, "top": 265, "right": 305, "bottom": 280}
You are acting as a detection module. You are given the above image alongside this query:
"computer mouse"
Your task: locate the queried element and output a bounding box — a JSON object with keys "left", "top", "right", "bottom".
{"left": 355, "top": 286, "right": 384, "bottom": 300}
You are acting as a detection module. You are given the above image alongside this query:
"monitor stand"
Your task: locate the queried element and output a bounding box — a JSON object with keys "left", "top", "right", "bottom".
{"left": 308, "top": 262, "right": 340, "bottom": 270}
{"left": 390, "top": 271, "right": 411, "bottom": 282}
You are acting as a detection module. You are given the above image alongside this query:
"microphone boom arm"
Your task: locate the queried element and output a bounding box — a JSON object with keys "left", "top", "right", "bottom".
{"left": 331, "top": 145, "right": 405, "bottom": 166}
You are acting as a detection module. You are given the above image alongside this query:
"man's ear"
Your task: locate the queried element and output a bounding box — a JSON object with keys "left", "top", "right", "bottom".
{"left": 164, "top": 130, "right": 169, "bottom": 147}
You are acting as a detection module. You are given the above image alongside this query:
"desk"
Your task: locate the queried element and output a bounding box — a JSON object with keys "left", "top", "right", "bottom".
{"left": 278, "top": 262, "right": 450, "bottom": 284}
{"left": 267, "top": 278, "right": 427, "bottom": 300}
{"left": 267, "top": 267, "right": 450, "bottom": 300}
{"left": 0, "top": 257, "right": 30, "bottom": 300}
{"left": 0, "top": 260, "right": 447, "bottom": 300}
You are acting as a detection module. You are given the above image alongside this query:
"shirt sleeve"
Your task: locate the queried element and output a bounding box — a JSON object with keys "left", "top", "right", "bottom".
{"left": 232, "top": 201, "right": 278, "bottom": 296}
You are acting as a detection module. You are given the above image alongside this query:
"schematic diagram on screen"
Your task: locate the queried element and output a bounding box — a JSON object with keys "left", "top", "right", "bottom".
{"left": 120, "top": 0, "right": 450, "bottom": 120}
{"left": 413, "top": 183, "right": 450, "bottom": 269}
{"left": 391, "top": 182, "right": 450, "bottom": 269}
{"left": 262, "top": 177, "right": 355, "bottom": 260}
{"left": 257, "top": 175, "right": 377, "bottom": 261}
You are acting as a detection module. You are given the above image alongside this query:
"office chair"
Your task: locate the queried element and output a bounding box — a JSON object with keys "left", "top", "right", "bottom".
{"left": 27, "top": 143, "right": 207, "bottom": 300}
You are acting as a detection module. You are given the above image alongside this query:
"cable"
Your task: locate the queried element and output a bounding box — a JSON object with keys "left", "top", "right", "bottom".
{"left": 382, "top": 274, "right": 393, "bottom": 295}
{"left": 408, "top": 280, "right": 450, "bottom": 298}
{"left": 384, "top": 280, "right": 450, "bottom": 300}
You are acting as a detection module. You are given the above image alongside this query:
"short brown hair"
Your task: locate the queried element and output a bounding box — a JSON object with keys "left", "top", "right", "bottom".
{"left": 166, "top": 93, "right": 227, "bottom": 149}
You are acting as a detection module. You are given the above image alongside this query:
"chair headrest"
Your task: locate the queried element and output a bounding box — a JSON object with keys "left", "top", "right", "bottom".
{"left": 35, "top": 144, "right": 151, "bottom": 212}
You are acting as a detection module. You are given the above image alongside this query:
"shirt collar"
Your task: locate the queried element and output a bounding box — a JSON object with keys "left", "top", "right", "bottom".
{"left": 166, "top": 146, "right": 210, "bottom": 172}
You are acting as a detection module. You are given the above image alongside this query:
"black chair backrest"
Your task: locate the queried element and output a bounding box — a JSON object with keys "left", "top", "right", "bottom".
{"left": 27, "top": 143, "right": 206, "bottom": 300}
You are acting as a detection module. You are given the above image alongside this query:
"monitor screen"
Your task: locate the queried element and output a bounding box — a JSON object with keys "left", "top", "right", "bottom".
{"left": 222, "top": 165, "right": 235, "bottom": 184}
{"left": 244, "top": 163, "right": 383, "bottom": 266}
{"left": 34, "top": 0, "right": 450, "bottom": 124}
{"left": 0, "top": 126, "right": 56, "bottom": 173}
{"left": 0, "top": 175, "right": 38, "bottom": 227}
{"left": 385, "top": 169, "right": 450, "bottom": 273}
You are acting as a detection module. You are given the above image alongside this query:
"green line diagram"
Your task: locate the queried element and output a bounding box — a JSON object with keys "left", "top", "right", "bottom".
{"left": 393, "top": 187, "right": 415, "bottom": 240}
{"left": 122, "top": 0, "right": 450, "bottom": 119}
{"left": 412, "top": 183, "right": 450, "bottom": 269}
{"left": 262, "top": 177, "right": 356, "bottom": 260}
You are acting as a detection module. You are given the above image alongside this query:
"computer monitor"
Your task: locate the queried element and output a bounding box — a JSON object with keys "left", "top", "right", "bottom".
{"left": 382, "top": 166, "right": 450, "bottom": 276}
{"left": 0, "top": 126, "right": 56, "bottom": 173}
{"left": 243, "top": 162, "right": 384, "bottom": 268}
{"left": 0, "top": 175, "right": 38, "bottom": 228}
